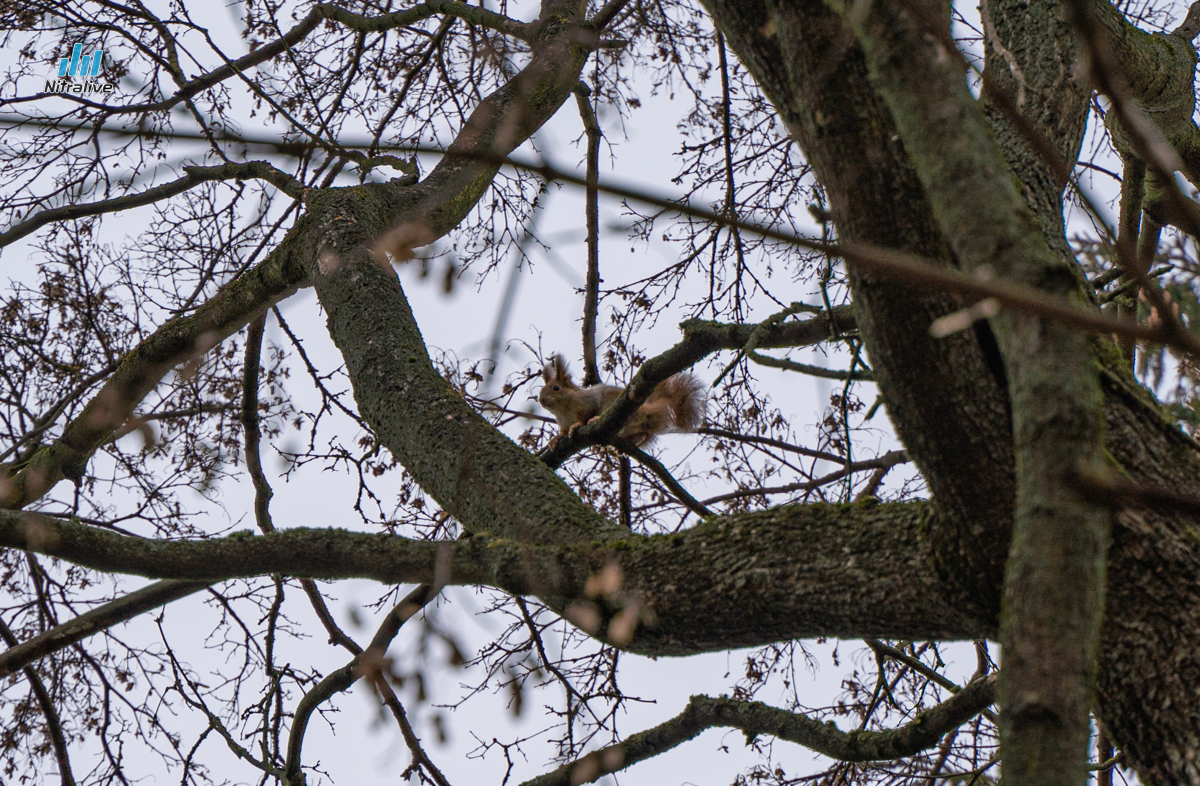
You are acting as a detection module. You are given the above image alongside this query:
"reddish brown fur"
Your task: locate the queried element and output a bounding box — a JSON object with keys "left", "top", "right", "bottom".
{"left": 537, "top": 354, "right": 706, "bottom": 447}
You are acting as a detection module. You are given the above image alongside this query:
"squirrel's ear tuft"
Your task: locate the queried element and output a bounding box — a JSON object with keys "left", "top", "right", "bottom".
{"left": 552, "top": 352, "right": 571, "bottom": 384}
{"left": 547, "top": 354, "right": 574, "bottom": 387}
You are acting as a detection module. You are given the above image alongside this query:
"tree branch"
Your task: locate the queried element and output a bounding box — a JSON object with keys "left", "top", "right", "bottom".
{"left": 284, "top": 583, "right": 440, "bottom": 785}
{"left": 698, "top": 426, "right": 845, "bottom": 464}
{"left": 845, "top": 1, "right": 1109, "bottom": 782}
{"left": 540, "top": 307, "right": 852, "bottom": 466}
{"left": 0, "top": 0, "right": 606, "bottom": 515}
{"left": 612, "top": 438, "right": 713, "bottom": 518}
{"left": 521, "top": 675, "right": 997, "bottom": 786}
{"left": 0, "top": 124, "right": 1187, "bottom": 353}
{"left": 0, "top": 617, "right": 77, "bottom": 786}
{"left": 747, "top": 350, "right": 874, "bottom": 381}
{"left": 35, "top": 3, "right": 531, "bottom": 117}
{"left": 0, "top": 235, "right": 308, "bottom": 509}
{"left": 0, "top": 501, "right": 991, "bottom": 655}
{"left": 588, "top": 0, "right": 631, "bottom": 31}
{"left": 698, "top": 450, "right": 909, "bottom": 506}
{"left": 309, "top": 0, "right": 628, "bottom": 548}
{"left": 0, "top": 162, "right": 304, "bottom": 251}
{"left": 575, "top": 81, "right": 604, "bottom": 386}
{"left": 0, "top": 579, "right": 210, "bottom": 680}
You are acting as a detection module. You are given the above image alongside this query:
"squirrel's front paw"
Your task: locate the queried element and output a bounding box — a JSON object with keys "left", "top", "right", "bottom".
{"left": 567, "top": 423, "right": 582, "bottom": 437}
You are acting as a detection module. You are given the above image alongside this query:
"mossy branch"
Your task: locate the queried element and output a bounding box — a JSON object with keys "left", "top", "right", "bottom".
{"left": 0, "top": 500, "right": 991, "bottom": 657}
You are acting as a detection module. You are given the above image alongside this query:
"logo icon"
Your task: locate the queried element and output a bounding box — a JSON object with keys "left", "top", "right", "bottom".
{"left": 45, "top": 44, "right": 115, "bottom": 95}
{"left": 59, "top": 44, "right": 103, "bottom": 79}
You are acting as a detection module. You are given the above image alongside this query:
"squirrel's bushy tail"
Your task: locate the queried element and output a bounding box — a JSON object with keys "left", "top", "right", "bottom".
{"left": 656, "top": 372, "right": 706, "bottom": 431}
{"left": 622, "top": 372, "right": 706, "bottom": 445}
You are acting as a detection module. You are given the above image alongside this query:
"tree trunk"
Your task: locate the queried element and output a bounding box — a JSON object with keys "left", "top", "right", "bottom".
{"left": 704, "top": 0, "right": 1200, "bottom": 781}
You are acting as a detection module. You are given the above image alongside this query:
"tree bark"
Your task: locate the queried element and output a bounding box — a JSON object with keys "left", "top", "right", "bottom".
{"left": 0, "top": 501, "right": 991, "bottom": 655}
{"left": 700, "top": 0, "right": 1200, "bottom": 781}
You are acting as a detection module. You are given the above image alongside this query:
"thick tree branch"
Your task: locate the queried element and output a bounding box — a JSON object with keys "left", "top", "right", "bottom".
{"left": 0, "top": 0, "right": 607, "bottom": 514}
{"left": 0, "top": 501, "right": 991, "bottom": 656}
{"left": 1175, "top": 0, "right": 1200, "bottom": 38}
{"left": 700, "top": 0, "right": 1018, "bottom": 625}
{"left": 1086, "top": 0, "right": 1200, "bottom": 213}
{"left": 697, "top": 2, "right": 1200, "bottom": 783}
{"left": 309, "top": 0, "right": 627, "bottom": 548}
{"left": 522, "top": 675, "right": 997, "bottom": 786}
{"left": 1089, "top": 0, "right": 1199, "bottom": 140}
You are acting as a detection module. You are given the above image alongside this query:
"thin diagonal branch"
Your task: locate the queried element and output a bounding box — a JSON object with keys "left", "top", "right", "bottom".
{"left": 612, "top": 438, "right": 713, "bottom": 518}
{"left": 0, "top": 162, "right": 304, "bottom": 250}
{"left": 0, "top": 580, "right": 211, "bottom": 680}
{"left": 698, "top": 427, "right": 845, "bottom": 464}
{"left": 698, "top": 450, "right": 909, "bottom": 506}
{"left": 747, "top": 351, "right": 874, "bottom": 381}
{"left": 0, "top": 618, "right": 76, "bottom": 786}
{"left": 284, "top": 583, "right": 438, "bottom": 785}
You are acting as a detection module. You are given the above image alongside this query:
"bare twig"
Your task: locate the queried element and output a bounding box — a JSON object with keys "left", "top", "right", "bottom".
{"left": 0, "top": 617, "right": 77, "bottom": 786}
{"left": 612, "top": 439, "right": 713, "bottom": 518}
{"left": 698, "top": 450, "right": 909, "bottom": 506}
{"left": 575, "top": 82, "right": 603, "bottom": 386}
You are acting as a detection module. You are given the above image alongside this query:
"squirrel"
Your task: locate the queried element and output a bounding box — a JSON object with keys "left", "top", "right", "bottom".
{"left": 538, "top": 354, "right": 705, "bottom": 446}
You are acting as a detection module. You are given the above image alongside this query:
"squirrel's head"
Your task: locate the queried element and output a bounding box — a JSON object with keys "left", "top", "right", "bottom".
{"left": 538, "top": 354, "right": 577, "bottom": 410}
